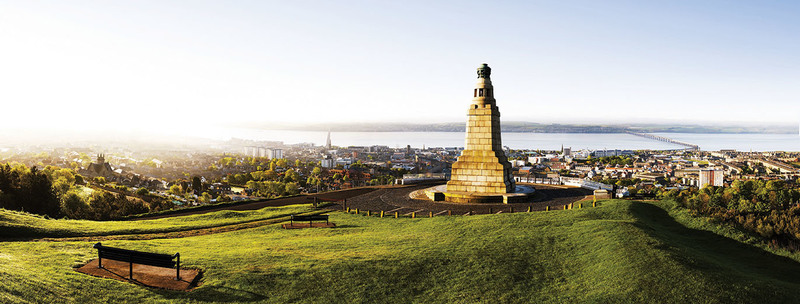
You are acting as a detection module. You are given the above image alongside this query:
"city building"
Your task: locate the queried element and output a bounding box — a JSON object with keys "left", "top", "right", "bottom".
{"left": 266, "top": 148, "right": 283, "bottom": 160}
{"left": 86, "top": 154, "right": 114, "bottom": 176}
{"left": 243, "top": 146, "right": 282, "bottom": 159}
{"left": 320, "top": 155, "right": 334, "bottom": 168}
{"left": 699, "top": 169, "right": 724, "bottom": 188}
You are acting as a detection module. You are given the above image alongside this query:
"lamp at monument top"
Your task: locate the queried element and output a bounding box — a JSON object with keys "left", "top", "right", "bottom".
{"left": 477, "top": 63, "right": 491, "bottom": 78}
{"left": 473, "top": 63, "right": 495, "bottom": 106}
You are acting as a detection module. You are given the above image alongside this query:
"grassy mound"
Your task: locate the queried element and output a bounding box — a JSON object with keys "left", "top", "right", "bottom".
{"left": 0, "top": 205, "right": 311, "bottom": 239}
{"left": 2, "top": 200, "right": 800, "bottom": 303}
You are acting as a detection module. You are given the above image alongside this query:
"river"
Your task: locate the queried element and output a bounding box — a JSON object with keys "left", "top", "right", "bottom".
{"left": 197, "top": 128, "right": 800, "bottom": 152}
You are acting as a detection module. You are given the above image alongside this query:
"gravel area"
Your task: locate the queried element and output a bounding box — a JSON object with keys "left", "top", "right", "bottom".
{"left": 325, "top": 183, "right": 593, "bottom": 216}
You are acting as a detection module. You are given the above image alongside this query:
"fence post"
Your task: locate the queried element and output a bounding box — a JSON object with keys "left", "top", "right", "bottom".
{"left": 367, "top": 210, "right": 371, "bottom": 216}
{"left": 346, "top": 207, "right": 350, "bottom": 213}
{"left": 380, "top": 210, "right": 384, "bottom": 218}
{"left": 394, "top": 212, "right": 398, "bottom": 218}
{"left": 527, "top": 206, "right": 532, "bottom": 212}
{"left": 489, "top": 207, "right": 493, "bottom": 214}
{"left": 448, "top": 210, "right": 452, "bottom": 216}
{"left": 412, "top": 212, "right": 416, "bottom": 219}
{"left": 429, "top": 211, "right": 433, "bottom": 218}
{"left": 546, "top": 205, "right": 550, "bottom": 211}
{"left": 129, "top": 254, "right": 133, "bottom": 280}
{"left": 355, "top": 208, "right": 359, "bottom": 214}
{"left": 510, "top": 207, "right": 514, "bottom": 213}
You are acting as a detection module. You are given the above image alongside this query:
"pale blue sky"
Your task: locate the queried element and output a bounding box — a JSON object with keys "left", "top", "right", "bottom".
{"left": 1, "top": 0, "right": 798, "bottom": 132}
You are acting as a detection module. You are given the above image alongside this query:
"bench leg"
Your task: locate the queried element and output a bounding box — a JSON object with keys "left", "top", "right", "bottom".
{"left": 176, "top": 254, "right": 181, "bottom": 281}
{"left": 98, "top": 256, "right": 102, "bottom": 269}
{"left": 129, "top": 261, "right": 133, "bottom": 280}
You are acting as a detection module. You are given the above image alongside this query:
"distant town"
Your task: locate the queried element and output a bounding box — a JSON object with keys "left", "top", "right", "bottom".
{"left": 2, "top": 134, "right": 798, "bottom": 217}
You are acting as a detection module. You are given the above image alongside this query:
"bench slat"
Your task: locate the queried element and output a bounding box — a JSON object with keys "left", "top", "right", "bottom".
{"left": 291, "top": 214, "right": 328, "bottom": 221}
{"left": 94, "top": 243, "right": 177, "bottom": 268}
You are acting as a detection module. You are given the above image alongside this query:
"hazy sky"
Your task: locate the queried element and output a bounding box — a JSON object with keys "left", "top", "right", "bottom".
{"left": 1, "top": 0, "right": 798, "bottom": 133}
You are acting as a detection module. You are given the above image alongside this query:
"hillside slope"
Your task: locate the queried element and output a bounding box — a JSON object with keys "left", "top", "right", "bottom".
{"left": 1, "top": 200, "right": 800, "bottom": 303}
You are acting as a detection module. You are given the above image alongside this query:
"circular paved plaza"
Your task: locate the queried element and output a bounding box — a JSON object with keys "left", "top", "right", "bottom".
{"left": 325, "top": 183, "right": 593, "bottom": 216}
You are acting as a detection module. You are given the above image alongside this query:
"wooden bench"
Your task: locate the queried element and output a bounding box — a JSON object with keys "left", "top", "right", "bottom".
{"left": 93, "top": 242, "right": 181, "bottom": 280}
{"left": 289, "top": 214, "right": 329, "bottom": 227}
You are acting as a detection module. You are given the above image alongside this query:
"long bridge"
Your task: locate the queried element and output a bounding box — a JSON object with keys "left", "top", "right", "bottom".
{"left": 626, "top": 131, "right": 700, "bottom": 151}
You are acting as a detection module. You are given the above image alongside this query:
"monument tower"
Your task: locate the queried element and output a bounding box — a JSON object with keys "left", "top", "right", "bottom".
{"left": 445, "top": 63, "right": 516, "bottom": 202}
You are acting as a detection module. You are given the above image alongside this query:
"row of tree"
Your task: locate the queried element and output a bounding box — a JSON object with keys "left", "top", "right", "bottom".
{"left": 245, "top": 181, "right": 300, "bottom": 198}
{"left": 0, "top": 163, "right": 168, "bottom": 220}
{"left": 0, "top": 164, "right": 60, "bottom": 217}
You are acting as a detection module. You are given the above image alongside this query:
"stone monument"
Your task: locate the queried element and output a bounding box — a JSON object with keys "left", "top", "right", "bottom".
{"left": 441, "top": 63, "right": 523, "bottom": 204}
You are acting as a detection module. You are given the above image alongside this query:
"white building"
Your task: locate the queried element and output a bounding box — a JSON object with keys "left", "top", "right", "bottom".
{"left": 266, "top": 148, "right": 283, "bottom": 160}
{"left": 320, "top": 155, "right": 334, "bottom": 168}
{"left": 243, "top": 147, "right": 282, "bottom": 159}
{"left": 699, "top": 169, "right": 724, "bottom": 188}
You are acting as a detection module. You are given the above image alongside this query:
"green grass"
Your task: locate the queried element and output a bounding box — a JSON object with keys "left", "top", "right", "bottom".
{"left": 686, "top": 159, "right": 710, "bottom": 165}
{"left": 0, "top": 205, "right": 312, "bottom": 239}
{"left": 2, "top": 200, "right": 800, "bottom": 303}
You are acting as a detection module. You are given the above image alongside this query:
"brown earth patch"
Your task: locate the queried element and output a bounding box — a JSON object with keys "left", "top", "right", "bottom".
{"left": 75, "top": 259, "right": 201, "bottom": 291}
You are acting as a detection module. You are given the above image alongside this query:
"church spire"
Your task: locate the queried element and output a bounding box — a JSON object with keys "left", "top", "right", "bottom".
{"left": 326, "top": 129, "right": 332, "bottom": 149}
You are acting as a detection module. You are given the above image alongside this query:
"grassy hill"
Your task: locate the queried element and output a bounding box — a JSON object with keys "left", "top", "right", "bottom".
{"left": 2, "top": 200, "right": 800, "bottom": 303}
{"left": 0, "top": 205, "right": 311, "bottom": 239}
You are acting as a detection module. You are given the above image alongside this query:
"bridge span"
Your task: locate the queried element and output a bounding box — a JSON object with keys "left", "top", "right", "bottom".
{"left": 626, "top": 131, "right": 699, "bottom": 151}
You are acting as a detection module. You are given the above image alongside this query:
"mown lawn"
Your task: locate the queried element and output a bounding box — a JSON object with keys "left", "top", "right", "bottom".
{"left": 2, "top": 200, "right": 800, "bottom": 303}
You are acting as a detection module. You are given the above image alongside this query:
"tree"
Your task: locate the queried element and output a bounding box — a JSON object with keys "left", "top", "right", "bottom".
{"left": 283, "top": 169, "right": 299, "bottom": 183}
{"left": 284, "top": 182, "right": 299, "bottom": 195}
{"left": 60, "top": 191, "right": 89, "bottom": 219}
{"left": 276, "top": 158, "right": 288, "bottom": 168}
{"left": 149, "top": 198, "right": 175, "bottom": 212}
{"left": 192, "top": 176, "right": 203, "bottom": 194}
{"left": 199, "top": 192, "right": 212, "bottom": 204}
{"left": 168, "top": 184, "right": 183, "bottom": 196}
{"left": 21, "top": 166, "right": 60, "bottom": 217}
{"left": 264, "top": 170, "right": 277, "bottom": 181}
